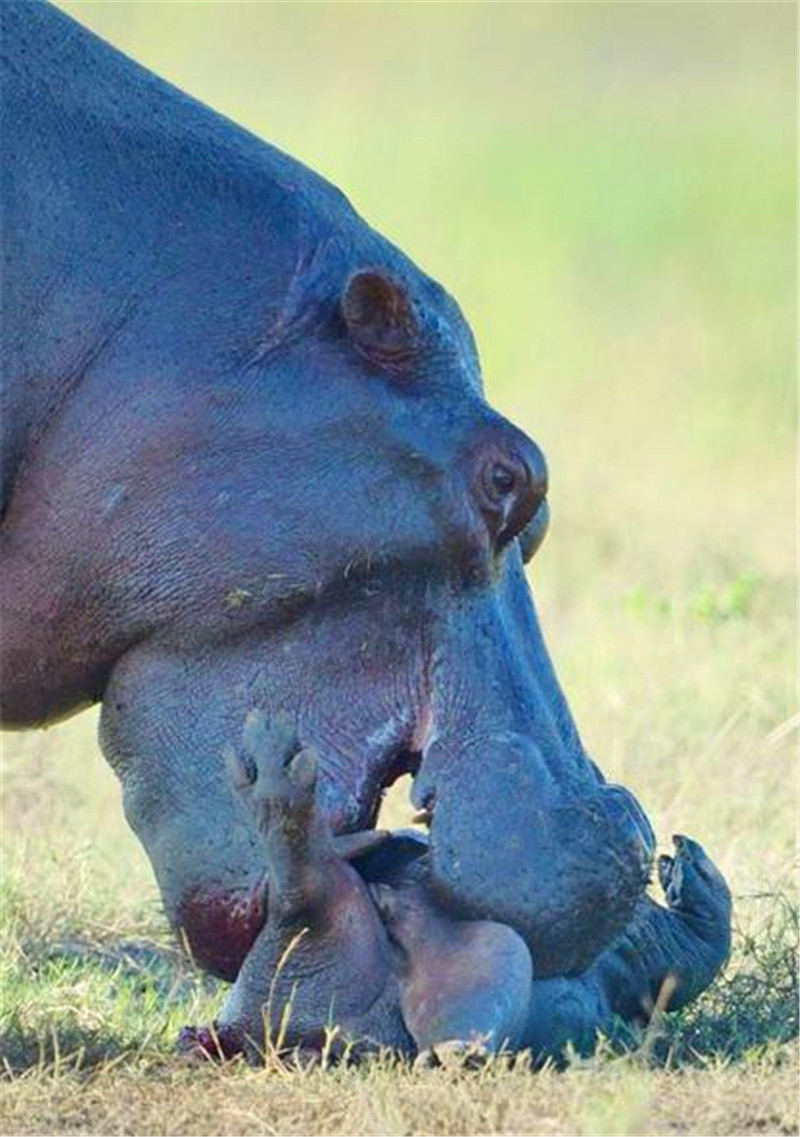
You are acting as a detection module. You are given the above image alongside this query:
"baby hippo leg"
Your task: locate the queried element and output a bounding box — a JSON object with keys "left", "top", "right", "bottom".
{"left": 374, "top": 882, "right": 533, "bottom": 1057}
{"left": 522, "top": 834, "right": 732, "bottom": 1060}
{"left": 189, "top": 711, "right": 411, "bottom": 1060}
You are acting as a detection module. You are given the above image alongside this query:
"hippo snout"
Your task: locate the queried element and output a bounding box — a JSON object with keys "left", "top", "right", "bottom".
{"left": 415, "top": 733, "right": 653, "bottom": 977}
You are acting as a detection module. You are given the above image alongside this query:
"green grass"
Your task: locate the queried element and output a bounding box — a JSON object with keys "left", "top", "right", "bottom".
{"left": 2, "top": 1, "right": 797, "bottom": 1133}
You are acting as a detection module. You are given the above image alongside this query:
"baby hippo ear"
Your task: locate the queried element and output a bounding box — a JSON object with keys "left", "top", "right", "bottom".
{"left": 341, "top": 269, "right": 419, "bottom": 367}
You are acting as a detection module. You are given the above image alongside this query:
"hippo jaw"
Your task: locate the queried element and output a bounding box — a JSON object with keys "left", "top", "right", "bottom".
{"left": 413, "top": 737, "right": 653, "bottom": 976}
{"left": 325, "top": 737, "right": 651, "bottom": 980}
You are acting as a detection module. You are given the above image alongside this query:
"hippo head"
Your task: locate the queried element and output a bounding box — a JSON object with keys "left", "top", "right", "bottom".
{"left": 5, "top": 248, "right": 650, "bottom": 977}
{"left": 121, "top": 259, "right": 649, "bottom": 976}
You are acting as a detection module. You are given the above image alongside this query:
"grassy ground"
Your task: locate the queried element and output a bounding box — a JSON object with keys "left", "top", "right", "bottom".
{"left": 2, "top": 2, "right": 798, "bottom": 1135}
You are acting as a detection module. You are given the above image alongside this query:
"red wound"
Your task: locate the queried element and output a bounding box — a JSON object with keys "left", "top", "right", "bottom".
{"left": 177, "top": 879, "right": 267, "bottom": 981}
{"left": 177, "top": 1022, "right": 244, "bottom": 1061}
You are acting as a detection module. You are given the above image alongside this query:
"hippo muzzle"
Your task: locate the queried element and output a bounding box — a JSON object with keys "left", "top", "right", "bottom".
{"left": 261, "top": 536, "right": 650, "bottom": 973}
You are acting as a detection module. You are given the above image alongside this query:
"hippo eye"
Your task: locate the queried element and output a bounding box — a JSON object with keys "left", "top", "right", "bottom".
{"left": 488, "top": 463, "right": 517, "bottom": 498}
{"left": 341, "top": 269, "right": 419, "bottom": 369}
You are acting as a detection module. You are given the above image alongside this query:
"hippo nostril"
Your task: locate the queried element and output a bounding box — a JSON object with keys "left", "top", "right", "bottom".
{"left": 484, "top": 457, "right": 527, "bottom": 507}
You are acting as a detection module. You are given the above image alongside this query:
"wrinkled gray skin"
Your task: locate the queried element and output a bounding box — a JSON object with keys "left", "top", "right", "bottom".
{"left": 1, "top": 2, "right": 730, "bottom": 1056}
{"left": 181, "top": 715, "right": 730, "bottom": 1063}
{"left": 521, "top": 834, "right": 732, "bottom": 1059}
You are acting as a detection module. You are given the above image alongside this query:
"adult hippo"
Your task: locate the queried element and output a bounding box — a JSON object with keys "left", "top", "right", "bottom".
{"left": 1, "top": 2, "right": 723, "bottom": 1050}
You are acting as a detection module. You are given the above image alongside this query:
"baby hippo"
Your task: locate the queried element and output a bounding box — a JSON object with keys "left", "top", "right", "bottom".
{"left": 182, "top": 712, "right": 531, "bottom": 1061}
{"left": 179, "top": 714, "right": 731, "bottom": 1063}
{"left": 368, "top": 832, "right": 731, "bottom": 1062}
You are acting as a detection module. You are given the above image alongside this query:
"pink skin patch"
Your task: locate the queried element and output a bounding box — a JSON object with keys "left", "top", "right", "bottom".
{"left": 177, "top": 879, "right": 267, "bottom": 982}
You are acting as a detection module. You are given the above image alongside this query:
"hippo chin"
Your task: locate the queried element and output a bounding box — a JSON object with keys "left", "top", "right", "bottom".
{"left": 1, "top": 0, "right": 729, "bottom": 1055}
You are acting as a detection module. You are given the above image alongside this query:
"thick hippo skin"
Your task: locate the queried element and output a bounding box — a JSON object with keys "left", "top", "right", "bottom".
{"left": 521, "top": 836, "right": 733, "bottom": 1059}
{"left": 0, "top": 0, "right": 702, "bottom": 1036}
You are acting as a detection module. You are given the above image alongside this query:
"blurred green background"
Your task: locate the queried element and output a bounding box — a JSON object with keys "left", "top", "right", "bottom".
{"left": 2, "top": 0, "right": 797, "bottom": 984}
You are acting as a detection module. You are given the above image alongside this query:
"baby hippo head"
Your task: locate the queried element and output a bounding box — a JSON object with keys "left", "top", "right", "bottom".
{"left": 659, "top": 834, "right": 732, "bottom": 928}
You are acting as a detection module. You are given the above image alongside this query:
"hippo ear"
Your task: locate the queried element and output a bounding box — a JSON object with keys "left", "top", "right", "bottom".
{"left": 341, "top": 270, "right": 419, "bottom": 366}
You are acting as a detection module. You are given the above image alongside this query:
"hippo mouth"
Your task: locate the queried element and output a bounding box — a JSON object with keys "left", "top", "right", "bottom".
{"left": 194, "top": 514, "right": 657, "bottom": 980}
{"left": 359, "top": 747, "right": 424, "bottom": 832}
{"left": 323, "top": 727, "right": 652, "bottom": 977}
{"left": 307, "top": 546, "right": 654, "bottom": 978}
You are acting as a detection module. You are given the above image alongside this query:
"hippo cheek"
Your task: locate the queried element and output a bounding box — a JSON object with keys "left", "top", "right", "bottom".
{"left": 414, "top": 734, "right": 652, "bottom": 977}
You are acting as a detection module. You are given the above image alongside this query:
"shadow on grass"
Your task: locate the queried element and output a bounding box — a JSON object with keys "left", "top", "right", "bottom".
{"left": 1, "top": 894, "right": 796, "bottom": 1076}
{"left": 0, "top": 938, "right": 221, "bottom": 1075}
{"left": 659, "top": 892, "right": 798, "bottom": 1065}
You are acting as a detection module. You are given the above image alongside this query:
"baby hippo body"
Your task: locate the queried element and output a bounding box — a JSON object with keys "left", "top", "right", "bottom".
{"left": 208, "top": 713, "right": 530, "bottom": 1060}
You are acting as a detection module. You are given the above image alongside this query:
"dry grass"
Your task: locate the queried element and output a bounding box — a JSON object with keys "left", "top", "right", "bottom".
{"left": 2, "top": 1046, "right": 798, "bottom": 1137}
{"left": 2, "top": 1, "right": 798, "bottom": 1134}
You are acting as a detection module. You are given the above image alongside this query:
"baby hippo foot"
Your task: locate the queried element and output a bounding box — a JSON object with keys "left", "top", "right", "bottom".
{"left": 224, "top": 710, "right": 318, "bottom": 843}
{"left": 226, "top": 711, "right": 390, "bottom": 861}
{"left": 413, "top": 1039, "right": 495, "bottom": 1071}
{"left": 215, "top": 711, "right": 411, "bottom": 1060}
{"left": 601, "top": 832, "right": 732, "bottom": 1020}
{"left": 658, "top": 834, "right": 725, "bottom": 911}
{"left": 374, "top": 882, "right": 532, "bottom": 1056}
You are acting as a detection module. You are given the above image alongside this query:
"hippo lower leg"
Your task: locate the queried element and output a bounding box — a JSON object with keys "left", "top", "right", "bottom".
{"left": 211, "top": 713, "right": 411, "bottom": 1059}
